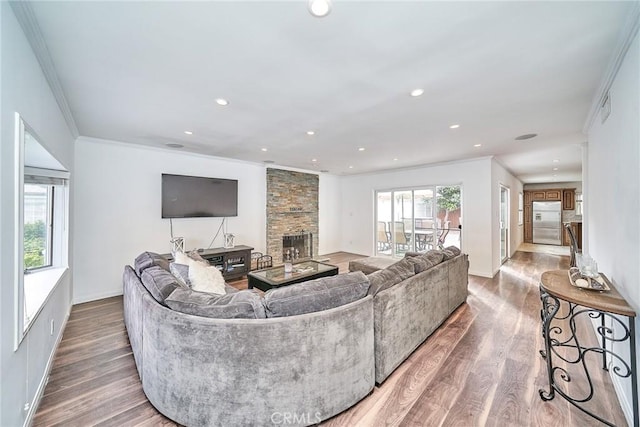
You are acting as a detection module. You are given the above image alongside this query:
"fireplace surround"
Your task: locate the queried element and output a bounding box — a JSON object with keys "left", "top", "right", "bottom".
{"left": 266, "top": 168, "right": 319, "bottom": 265}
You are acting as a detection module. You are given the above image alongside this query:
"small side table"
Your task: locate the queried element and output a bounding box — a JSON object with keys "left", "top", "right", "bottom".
{"left": 539, "top": 270, "right": 638, "bottom": 427}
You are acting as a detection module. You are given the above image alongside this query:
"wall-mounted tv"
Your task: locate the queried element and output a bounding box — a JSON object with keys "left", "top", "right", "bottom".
{"left": 162, "top": 173, "right": 238, "bottom": 218}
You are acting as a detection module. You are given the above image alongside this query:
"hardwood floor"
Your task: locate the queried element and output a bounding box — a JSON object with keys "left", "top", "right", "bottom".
{"left": 33, "top": 252, "right": 628, "bottom": 426}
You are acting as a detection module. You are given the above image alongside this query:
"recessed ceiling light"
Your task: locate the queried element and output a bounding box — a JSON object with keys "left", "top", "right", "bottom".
{"left": 474, "top": 144, "right": 482, "bottom": 147}
{"left": 311, "top": 158, "right": 317, "bottom": 162}
{"left": 184, "top": 130, "right": 193, "bottom": 135}
{"left": 261, "top": 148, "right": 268, "bottom": 152}
{"left": 515, "top": 133, "right": 538, "bottom": 141}
{"left": 166, "top": 143, "right": 183, "bottom": 149}
{"left": 553, "top": 167, "right": 558, "bottom": 171}
{"left": 348, "top": 165, "right": 353, "bottom": 169}
{"left": 215, "top": 98, "right": 229, "bottom": 106}
{"left": 358, "top": 147, "right": 365, "bottom": 151}
{"left": 410, "top": 88, "right": 424, "bottom": 97}
{"left": 393, "top": 158, "right": 398, "bottom": 161}
{"left": 306, "top": 130, "right": 315, "bottom": 136}
{"left": 553, "top": 174, "right": 558, "bottom": 177}
{"left": 308, "top": 0, "right": 331, "bottom": 17}
{"left": 449, "top": 124, "right": 460, "bottom": 129}
{"left": 553, "top": 159, "right": 560, "bottom": 163}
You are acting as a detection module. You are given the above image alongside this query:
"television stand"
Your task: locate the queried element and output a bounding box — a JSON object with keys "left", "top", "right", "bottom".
{"left": 165, "top": 245, "right": 254, "bottom": 281}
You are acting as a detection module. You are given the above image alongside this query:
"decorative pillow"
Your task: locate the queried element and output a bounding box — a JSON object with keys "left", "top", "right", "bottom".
{"left": 263, "top": 271, "right": 370, "bottom": 318}
{"left": 166, "top": 288, "right": 266, "bottom": 319}
{"left": 367, "top": 269, "right": 404, "bottom": 296}
{"left": 408, "top": 250, "right": 445, "bottom": 273}
{"left": 188, "top": 261, "right": 226, "bottom": 295}
{"left": 444, "top": 246, "right": 461, "bottom": 256}
{"left": 170, "top": 262, "right": 190, "bottom": 287}
{"left": 134, "top": 251, "right": 170, "bottom": 275}
{"left": 173, "top": 250, "right": 207, "bottom": 267}
{"left": 140, "top": 266, "right": 186, "bottom": 304}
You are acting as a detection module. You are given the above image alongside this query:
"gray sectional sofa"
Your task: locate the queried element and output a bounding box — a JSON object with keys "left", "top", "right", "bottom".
{"left": 349, "top": 249, "right": 469, "bottom": 383}
{"left": 123, "top": 248, "right": 468, "bottom": 426}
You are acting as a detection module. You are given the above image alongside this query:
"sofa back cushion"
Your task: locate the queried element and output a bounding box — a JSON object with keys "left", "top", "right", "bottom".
{"left": 140, "top": 266, "right": 186, "bottom": 304}
{"left": 134, "top": 252, "right": 170, "bottom": 276}
{"left": 263, "top": 271, "right": 370, "bottom": 318}
{"left": 165, "top": 288, "right": 266, "bottom": 319}
{"left": 407, "top": 250, "right": 445, "bottom": 273}
{"left": 367, "top": 257, "right": 415, "bottom": 296}
{"left": 442, "top": 246, "right": 461, "bottom": 260}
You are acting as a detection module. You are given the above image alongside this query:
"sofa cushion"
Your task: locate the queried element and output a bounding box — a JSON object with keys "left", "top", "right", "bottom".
{"left": 263, "top": 271, "right": 369, "bottom": 318}
{"left": 170, "top": 262, "right": 190, "bottom": 287}
{"left": 189, "top": 262, "right": 226, "bottom": 295}
{"left": 407, "top": 250, "right": 445, "bottom": 273}
{"left": 367, "top": 269, "right": 404, "bottom": 296}
{"left": 387, "top": 257, "right": 415, "bottom": 280}
{"left": 141, "top": 266, "right": 186, "bottom": 304}
{"left": 165, "top": 288, "right": 266, "bottom": 319}
{"left": 442, "top": 246, "right": 461, "bottom": 260}
{"left": 134, "top": 252, "right": 170, "bottom": 276}
{"left": 348, "top": 256, "right": 396, "bottom": 275}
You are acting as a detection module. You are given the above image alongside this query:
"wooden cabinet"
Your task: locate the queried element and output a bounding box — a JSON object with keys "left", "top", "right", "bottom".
{"left": 562, "top": 189, "right": 575, "bottom": 210}
{"left": 545, "top": 190, "right": 561, "bottom": 201}
{"left": 562, "top": 222, "right": 582, "bottom": 248}
{"left": 532, "top": 191, "right": 546, "bottom": 200}
{"left": 524, "top": 205, "right": 532, "bottom": 242}
{"left": 524, "top": 191, "right": 533, "bottom": 205}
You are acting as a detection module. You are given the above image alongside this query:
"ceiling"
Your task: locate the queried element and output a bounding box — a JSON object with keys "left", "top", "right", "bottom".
{"left": 27, "top": 1, "right": 634, "bottom": 182}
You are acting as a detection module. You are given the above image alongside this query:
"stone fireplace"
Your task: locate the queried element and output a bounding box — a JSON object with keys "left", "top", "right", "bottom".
{"left": 266, "top": 168, "right": 319, "bottom": 265}
{"left": 282, "top": 232, "right": 313, "bottom": 262}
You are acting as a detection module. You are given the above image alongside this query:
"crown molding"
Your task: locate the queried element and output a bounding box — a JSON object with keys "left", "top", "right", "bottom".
{"left": 10, "top": 1, "right": 79, "bottom": 138}
{"left": 583, "top": 1, "right": 640, "bottom": 134}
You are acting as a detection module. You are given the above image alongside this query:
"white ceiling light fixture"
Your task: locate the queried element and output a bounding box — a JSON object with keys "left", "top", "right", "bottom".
{"left": 358, "top": 147, "right": 365, "bottom": 151}
{"left": 553, "top": 159, "right": 560, "bottom": 163}
{"left": 474, "top": 144, "right": 482, "bottom": 147}
{"left": 410, "top": 88, "right": 424, "bottom": 97}
{"left": 215, "top": 98, "right": 229, "bottom": 106}
{"left": 311, "top": 158, "right": 317, "bottom": 162}
{"left": 306, "top": 130, "right": 315, "bottom": 136}
{"left": 183, "top": 130, "right": 193, "bottom": 135}
{"left": 449, "top": 124, "right": 460, "bottom": 129}
{"left": 308, "top": 0, "right": 331, "bottom": 17}
{"left": 261, "top": 148, "right": 268, "bottom": 152}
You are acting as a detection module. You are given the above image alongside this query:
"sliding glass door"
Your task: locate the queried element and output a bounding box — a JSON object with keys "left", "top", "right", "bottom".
{"left": 375, "top": 185, "right": 461, "bottom": 257}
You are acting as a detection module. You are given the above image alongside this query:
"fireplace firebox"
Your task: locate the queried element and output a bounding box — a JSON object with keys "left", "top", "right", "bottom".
{"left": 282, "top": 232, "right": 313, "bottom": 262}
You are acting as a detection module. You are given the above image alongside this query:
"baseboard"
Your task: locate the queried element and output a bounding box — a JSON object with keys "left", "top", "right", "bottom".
{"left": 468, "top": 268, "right": 493, "bottom": 278}
{"left": 73, "top": 289, "right": 123, "bottom": 304}
{"left": 611, "top": 369, "right": 634, "bottom": 426}
{"left": 24, "top": 307, "right": 70, "bottom": 427}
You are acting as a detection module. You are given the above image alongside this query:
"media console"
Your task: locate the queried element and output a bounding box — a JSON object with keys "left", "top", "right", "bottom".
{"left": 164, "top": 245, "right": 254, "bottom": 281}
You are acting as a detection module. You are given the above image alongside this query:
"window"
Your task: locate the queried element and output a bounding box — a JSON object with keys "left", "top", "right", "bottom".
{"left": 375, "top": 185, "right": 462, "bottom": 257}
{"left": 15, "top": 113, "right": 70, "bottom": 344}
{"left": 23, "top": 184, "right": 53, "bottom": 270}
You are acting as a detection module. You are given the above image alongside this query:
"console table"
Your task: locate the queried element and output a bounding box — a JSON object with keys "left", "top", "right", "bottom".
{"left": 164, "top": 245, "right": 253, "bottom": 281}
{"left": 539, "top": 270, "right": 638, "bottom": 427}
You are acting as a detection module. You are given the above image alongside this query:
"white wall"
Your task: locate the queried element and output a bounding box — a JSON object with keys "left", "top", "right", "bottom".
{"left": 319, "top": 173, "right": 342, "bottom": 255}
{"left": 586, "top": 29, "right": 639, "bottom": 424}
{"left": 1, "top": 4, "right": 76, "bottom": 426}
{"left": 339, "top": 157, "right": 494, "bottom": 277}
{"left": 73, "top": 138, "right": 267, "bottom": 302}
{"left": 491, "top": 159, "right": 524, "bottom": 274}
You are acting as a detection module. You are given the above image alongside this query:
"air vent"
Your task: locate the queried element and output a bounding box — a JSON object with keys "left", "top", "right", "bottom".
{"left": 166, "top": 143, "right": 184, "bottom": 148}
{"left": 264, "top": 160, "right": 275, "bottom": 164}
{"left": 600, "top": 92, "right": 611, "bottom": 124}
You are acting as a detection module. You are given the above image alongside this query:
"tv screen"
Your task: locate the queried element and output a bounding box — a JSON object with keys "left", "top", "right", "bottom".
{"left": 162, "top": 174, "right": 238, "bottom": 218}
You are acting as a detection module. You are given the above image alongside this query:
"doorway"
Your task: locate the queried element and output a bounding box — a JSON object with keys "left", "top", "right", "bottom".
{"left": 500, "top": 185, "right": 510, "bottom": 264}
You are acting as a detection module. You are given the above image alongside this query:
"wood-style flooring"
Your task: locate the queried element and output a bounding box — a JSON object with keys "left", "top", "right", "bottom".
{"left": 33, "top": 251, "right": 628, "bottom": 426}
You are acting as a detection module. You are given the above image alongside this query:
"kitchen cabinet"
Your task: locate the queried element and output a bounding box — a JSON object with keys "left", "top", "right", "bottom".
{"left": 545, "top": 190, "right": 561, "bottom": 201}
{"left": 563, "top": 222, "right": 582, "bottom": 248}
{"left": 532, "top": 191, "right": 547, "bottom": 200}
{"left": 562, "top": 189, "right": 575, "bottom": 210}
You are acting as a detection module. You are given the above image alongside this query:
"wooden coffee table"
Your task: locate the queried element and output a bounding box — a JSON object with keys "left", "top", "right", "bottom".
{"left": 247, "top": 260, "right": 338, "bottom": 291}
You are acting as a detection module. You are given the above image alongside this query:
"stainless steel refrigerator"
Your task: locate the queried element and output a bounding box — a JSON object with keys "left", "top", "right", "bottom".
{"left": 532, "top": 201, "right": 562, "bottom": 245}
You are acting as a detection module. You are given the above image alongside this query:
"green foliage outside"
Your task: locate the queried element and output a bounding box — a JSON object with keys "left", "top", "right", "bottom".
{"left": 24, "top": 220, "right": 46, "bottom": 269}
{"left": 437, "top": 186, "right": 461, "bottom": 221}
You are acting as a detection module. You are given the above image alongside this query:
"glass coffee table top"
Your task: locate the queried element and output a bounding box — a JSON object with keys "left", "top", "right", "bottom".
{"left": 249, "top": 260, "right": 337, "bottom": 286}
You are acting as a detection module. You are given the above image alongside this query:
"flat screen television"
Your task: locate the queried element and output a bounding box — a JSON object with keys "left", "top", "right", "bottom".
{"left": 162, "top": 173, "right": 238, "bottom": 218}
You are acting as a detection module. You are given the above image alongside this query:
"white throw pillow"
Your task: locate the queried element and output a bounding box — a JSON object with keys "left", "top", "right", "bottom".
{"left": 188, "top": 261, "right": 226, "bottom": 295}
